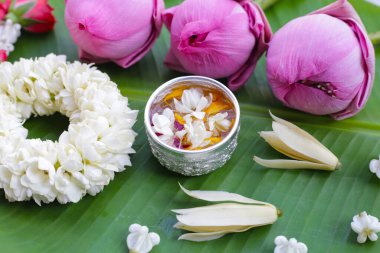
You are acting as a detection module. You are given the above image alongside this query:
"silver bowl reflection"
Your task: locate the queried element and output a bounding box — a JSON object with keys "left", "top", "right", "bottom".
{"left": 144, "top": 76, "right": 240, "bottom": 176}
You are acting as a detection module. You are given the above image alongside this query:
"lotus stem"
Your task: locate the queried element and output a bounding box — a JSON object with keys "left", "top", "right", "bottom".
{"left": 370, "top": 31, "right": 380, "bottom": 46}
{"left": 256, "top": 0, "right": 280, "bottom": 10}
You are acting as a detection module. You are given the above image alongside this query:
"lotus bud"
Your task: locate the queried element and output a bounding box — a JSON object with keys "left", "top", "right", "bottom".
{"left": 64, "top": 0, "right": 164, "bottom": 68}
{"left": 163, "top": 0, "right": 272, "bottom": 91}
{"left": 266, "top": 0, "right": 375, "bottom": 120}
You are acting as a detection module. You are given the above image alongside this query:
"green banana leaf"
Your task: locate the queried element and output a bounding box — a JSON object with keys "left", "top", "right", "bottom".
{"left": 2, "top": 0, "right": 380, "bottom": 252}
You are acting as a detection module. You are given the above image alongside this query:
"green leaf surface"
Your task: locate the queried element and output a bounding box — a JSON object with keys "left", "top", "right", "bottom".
{"left": 2, "top": 0, "right": 380, "bottom": 252}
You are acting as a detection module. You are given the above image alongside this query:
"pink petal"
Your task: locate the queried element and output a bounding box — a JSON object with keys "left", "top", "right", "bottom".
{"left": 228, "top": 0, "right": 272, "bottom": 91}
{"left": 266, "top": 0, "right": 374, "bottom": 120}
{"left": 313, "top": 0, "right": 375, "bottom": 120}
{"left": 65, "top": 0, "right": 164, "bottom": 68}
{"left": 163, "top": 0, "right": 271, "bottom": 88}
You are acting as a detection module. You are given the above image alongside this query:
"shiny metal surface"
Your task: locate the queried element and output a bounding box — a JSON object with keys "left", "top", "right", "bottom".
{"left": 144, "top": 76, "right": 241, "bottom": 176}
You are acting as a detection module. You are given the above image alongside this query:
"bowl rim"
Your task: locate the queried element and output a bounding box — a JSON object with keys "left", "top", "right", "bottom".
{"left": 144, "top": 75, "right": 240, "bottom": 154}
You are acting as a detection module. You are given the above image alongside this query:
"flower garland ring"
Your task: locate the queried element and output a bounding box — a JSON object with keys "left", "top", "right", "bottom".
{"left": 0, "top": 54, "right": 138, "bottom": 205}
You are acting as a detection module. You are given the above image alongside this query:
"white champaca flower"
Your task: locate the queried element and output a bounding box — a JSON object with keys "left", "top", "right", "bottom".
{"left": 274, "top": 236, "right": 308, "bottom": 253}
{"left": 152, "top": 108, "right": 175, "bottom": 144}
{"left": 183, "top": 116, "right": 212, "bottom": 149}
{"left": 369, "top": 156, "right": 380, "bottom": 179}
{"left": 174, "top": 88, "right": 212, "bottom": 120}
{"left": 127, "top": 224, "right": 160, "bottom": 253}
{"left": 0, "top": 19, "right": 21, "bottom": 54}
{"left": 208, "top": 112, "right": 231, "bottom": 135}
{"left": 351, "top": 211, "right": 380, "bottom": 243}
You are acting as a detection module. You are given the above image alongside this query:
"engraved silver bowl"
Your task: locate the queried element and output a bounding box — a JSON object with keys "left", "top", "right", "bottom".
{"left": 144, "top": 76, "right": 240, "bottom": 176}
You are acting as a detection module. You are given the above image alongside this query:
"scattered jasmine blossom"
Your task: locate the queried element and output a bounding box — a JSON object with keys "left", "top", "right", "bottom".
{"left": 0, "top": 54, "right": 138, "bottom": 204}
{"left": 351, "top": 211, "right": 380, "bottom": 243}
{"left": 369, "top": 156, "right": 380, "bottom": 179}
{"left": 127, "top": 224, "right": 160, "bottom": 253}
{"left": 274, "top": 236, "right": 307, "bottom": 253}
{"left": 366, "top": 0, "right": 380, "bottom": 6}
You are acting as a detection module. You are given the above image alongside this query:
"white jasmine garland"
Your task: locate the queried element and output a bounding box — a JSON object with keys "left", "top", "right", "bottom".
{"left": 274, "top": 236, "right": 308, "bottom": 253}
{"left": 0, "top": 19, "right": 21, "bottom": 55}
{"left": 351, "top": 211, "right": 380, "bottom": 243}
{"left": 0, "top": 54, "right": 138, "bottom": 205}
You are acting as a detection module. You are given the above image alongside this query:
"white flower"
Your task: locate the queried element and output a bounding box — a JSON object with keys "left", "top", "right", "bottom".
{"left": 0, "top": 54, "right": 137, "bottom": 204}
{"left": 127, "top": 224, "right": 160, "bottom": 253}
{"left": 208, "top": 112, "right": 231, "bottom": 136}
{"left": 83, "top": 164, "right": 114, "bottom": 196}
{"left": 174, "top": 88, "right": 211, "bottom": 120}
{"left": 369, "top": 156, "right": 380, "bottom": 179}
{"left": 0, "top": 19, "right": 21, "bottom": 55}
{"left": 55, "top": 167, "right": 89, "bottom": 204}
{"left": 351, "top": 211, "right": 380, "bottom": 243}
{"left": 0, "top": 165, "right": 31, "bottom": 202}
{"left": 20, "top": 157, "right": 57, "bottom": 205}
{"left": 274, "top": 236, "right": 307, "bottom": 253}
{"left": 183, "top": 116, "right": 212, "bottom": 149}
{"left": 152, "top": 108, "right": 175, "bottom": 144}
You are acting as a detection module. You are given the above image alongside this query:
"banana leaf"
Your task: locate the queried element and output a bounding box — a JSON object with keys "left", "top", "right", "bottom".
{"left": 2, "top": 0, "right": 380, "bottom": 252}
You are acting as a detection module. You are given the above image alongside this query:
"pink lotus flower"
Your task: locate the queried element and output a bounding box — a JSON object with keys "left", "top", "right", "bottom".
{"left": 64, "top": 0, "right": 164, "bottom": 68}
{"left": 266, "top": 0, "right": 375, "bottom": 120}
{"left": 163, "top": 0, "right": 271, "bottom": 91}
{"left": 14, "top": 0, "right": 56, "bottom": 33}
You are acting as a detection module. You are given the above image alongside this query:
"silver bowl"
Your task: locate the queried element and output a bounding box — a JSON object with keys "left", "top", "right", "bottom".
{"left": 144, "top": 76, "right": 240, "bottom": 176}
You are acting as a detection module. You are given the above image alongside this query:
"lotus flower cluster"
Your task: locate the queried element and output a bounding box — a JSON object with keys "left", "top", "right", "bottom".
{"left": 64, "top": 0, "right": 164, "bottom": 68}
{"left": 266, "top": 0, "right": 375, "bottom": 120}
{"left": 173, "top": 184, "right": 280, "bottom": 241}
{"left": 0, "top": 54, "right": 138, "bottom": 205}
{"left": 162, "top": 0, "right": 271, "bottom": 91}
